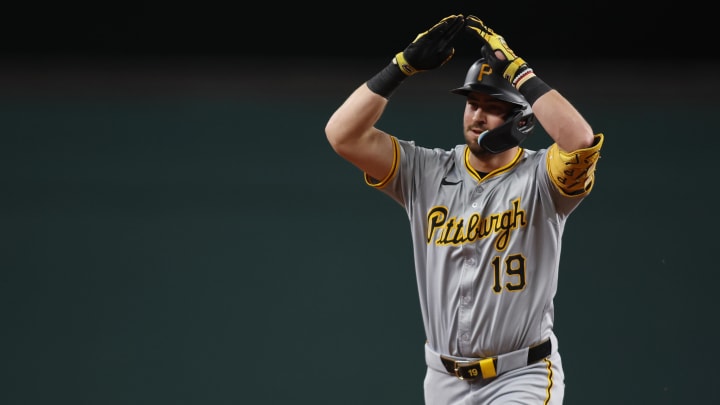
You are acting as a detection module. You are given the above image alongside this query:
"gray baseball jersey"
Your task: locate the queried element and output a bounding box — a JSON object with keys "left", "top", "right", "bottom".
{"left": 366, "top": 134, "right": 603, "bottom": 402}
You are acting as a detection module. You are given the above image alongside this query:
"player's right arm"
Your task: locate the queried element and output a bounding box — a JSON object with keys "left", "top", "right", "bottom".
{"left": 325, "top": 14, "right": 465, "bottom": 181}
{"left": 325, "top": 83, "right": 395, "bottom": 182}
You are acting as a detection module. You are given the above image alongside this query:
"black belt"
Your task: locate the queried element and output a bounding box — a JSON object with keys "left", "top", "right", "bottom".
{"left": 439, "top": 339, "right": 552, "bottom": 380}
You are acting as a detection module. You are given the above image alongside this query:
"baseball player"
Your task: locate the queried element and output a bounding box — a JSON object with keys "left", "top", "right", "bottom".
{"left": 325, "top": 14, "right": 604, "bottom": 404}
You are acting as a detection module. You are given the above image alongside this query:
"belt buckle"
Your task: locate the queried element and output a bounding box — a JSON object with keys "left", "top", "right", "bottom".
{"left": 453, "top": 362, "right": 468, "bottom": 380}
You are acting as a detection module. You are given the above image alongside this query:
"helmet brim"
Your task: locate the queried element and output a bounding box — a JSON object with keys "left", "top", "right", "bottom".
{"left": 450, "top": 84, "right": 527, "bottom": 108}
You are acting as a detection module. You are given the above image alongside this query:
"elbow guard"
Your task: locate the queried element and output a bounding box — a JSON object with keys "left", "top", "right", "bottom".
{"left": 546, "top": 134, "right": 604, "bottom": 196}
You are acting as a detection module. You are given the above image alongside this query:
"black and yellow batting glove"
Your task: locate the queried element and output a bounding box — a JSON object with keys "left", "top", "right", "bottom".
{"left": 367, "top": 14, "right": 464, "bottom": 98}
{"left": 396, "top": 14, "right": 465, "bottom": 76}
{"left": 464, "top": 15, "right": 532, "bottom": 88}
{"left": 464, "top": 15, "right": 552, "bottom": 105}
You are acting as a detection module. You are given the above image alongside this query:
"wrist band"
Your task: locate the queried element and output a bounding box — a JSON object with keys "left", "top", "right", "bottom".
{"left": 517, "top": 75, "right": 553, "bottom": 106}
{"left": 366, "top": 59, "right": 407, "bottom": 99}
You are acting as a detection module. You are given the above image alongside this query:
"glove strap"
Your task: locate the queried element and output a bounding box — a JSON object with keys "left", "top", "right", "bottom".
{"left": 394, "top": 52, "right": 419, "bottom": 76}
{"left": 366, "top": 56, "right": 409, "bottom": 99}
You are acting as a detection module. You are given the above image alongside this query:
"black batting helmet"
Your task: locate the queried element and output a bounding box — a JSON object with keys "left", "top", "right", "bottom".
{"left": 451, "top": 56, "right": 536, "bottom": 154}
{"left": 450, "top": 58, "right": 528, "bottom": 108}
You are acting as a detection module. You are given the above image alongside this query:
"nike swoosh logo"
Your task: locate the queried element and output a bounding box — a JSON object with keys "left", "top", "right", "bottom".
{"left": 441, "top": 178, "right": 462, "bottom": 186}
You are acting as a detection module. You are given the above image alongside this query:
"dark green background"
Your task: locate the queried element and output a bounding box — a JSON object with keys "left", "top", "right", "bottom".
{"left": 1, "top": 0, "right": 719, "bottom": 398}
{"left": 1, "top": 56, "right": 718, "bottom": 404}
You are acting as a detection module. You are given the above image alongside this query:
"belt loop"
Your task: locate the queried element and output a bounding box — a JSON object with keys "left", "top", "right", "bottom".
{"left": 479, "top": 358, "right": 497, "bottom": 378}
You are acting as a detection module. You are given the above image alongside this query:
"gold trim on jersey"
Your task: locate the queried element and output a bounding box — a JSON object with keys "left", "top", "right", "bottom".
{"left": 546, "top": 134, "right": 604, "bottom": 196}
{"left": 364, "top": 136, "right": 401, "bottom": 188}
{"left": 464, "top": 147, "right": 524, "bottom": 182}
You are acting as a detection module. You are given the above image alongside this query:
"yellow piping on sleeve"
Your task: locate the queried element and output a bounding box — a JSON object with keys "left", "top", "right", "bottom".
{"left": 364, "top": 136, "right": 400, "bottom": 188}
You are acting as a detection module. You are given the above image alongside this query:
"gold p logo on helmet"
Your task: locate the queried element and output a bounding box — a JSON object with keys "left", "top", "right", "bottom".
{"left": 476, "top": 63, "right": 493, "bottom": 82}
{"left": 450, "top": 58, "right": 527, "bottom": 107}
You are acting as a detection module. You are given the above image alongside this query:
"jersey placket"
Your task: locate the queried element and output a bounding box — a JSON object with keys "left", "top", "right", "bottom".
{"left": 457, "top": 184, "right": 485, "bottom": 355}
{"left": 457, "top": 252, "right": 478, "bottom": 356}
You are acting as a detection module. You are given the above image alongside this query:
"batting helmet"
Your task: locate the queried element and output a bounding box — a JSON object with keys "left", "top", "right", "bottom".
{"left": 450, "top": 56, "right": 536, "bottom": 154}
{"left": 450, "top": 58, "right": 527, "bottom": 108}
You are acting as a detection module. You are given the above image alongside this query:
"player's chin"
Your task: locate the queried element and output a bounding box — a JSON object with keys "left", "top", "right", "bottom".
{"left": 466, "top": 139, "right": 485, "bottom": 156}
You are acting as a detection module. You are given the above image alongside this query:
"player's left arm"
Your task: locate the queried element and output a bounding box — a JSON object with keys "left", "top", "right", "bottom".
{"left": 464, "top": 15, "right": 604, "bottom": 195}
{"left": 533, "top": 90, "right": 604, "bottom": 196}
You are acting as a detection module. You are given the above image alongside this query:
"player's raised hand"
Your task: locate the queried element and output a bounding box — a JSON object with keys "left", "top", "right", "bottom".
{"left": 366, "top": 14, "right": 464, "bottom": 99}
{"left": 464, "top": 15, "right": 534, "bottom": 90}
{"left": 395, "top": 14, "right": 465, "bottom": 76}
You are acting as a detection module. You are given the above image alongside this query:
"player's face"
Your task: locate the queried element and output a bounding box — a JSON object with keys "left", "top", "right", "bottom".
{"left": 462, "top": 93, "right": 514, "bottom": 154}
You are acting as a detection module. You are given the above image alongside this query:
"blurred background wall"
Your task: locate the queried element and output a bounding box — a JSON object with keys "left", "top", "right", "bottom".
{"left": 2, "top": 2, "right": 718, "bottom": 404}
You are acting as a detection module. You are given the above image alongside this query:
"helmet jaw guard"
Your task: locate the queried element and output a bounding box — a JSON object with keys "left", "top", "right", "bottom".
{"left": 451, "top": 58, "right": 536, "bottom": 153}
{"left": 476, "top": 104, "right": 535, "bottom": 154}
